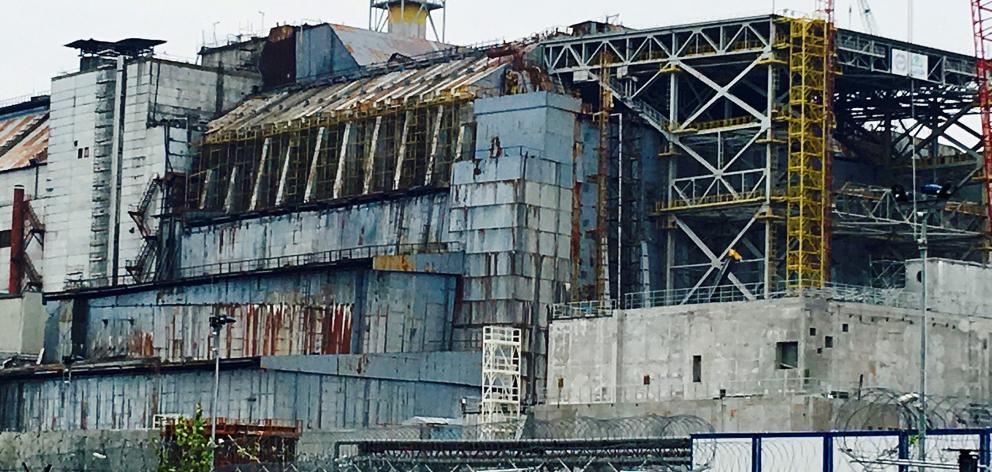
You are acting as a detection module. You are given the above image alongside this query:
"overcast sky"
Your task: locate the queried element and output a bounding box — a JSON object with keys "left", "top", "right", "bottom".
{"left": 0, "top": 0, "right": 974, "bottom": 99}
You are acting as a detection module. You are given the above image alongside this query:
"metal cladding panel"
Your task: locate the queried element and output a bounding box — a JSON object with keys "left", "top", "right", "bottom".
{"left": 361, "top": 271, "right": 456, "bottom": 353}
{"left": 181, "top": 193, "right": 451, "bottom": 270}
{"left": 0, "top": 112, "right": 48, "bottom": 171}
{"left": 372, "top": 252, "right": 465, "bottom": 275}
{"left": 0, "top": 354, "right": 478, "bottom": 432}
{"left": 330, "top": 24, "right": 446, "bottom": 67}
{"left": 205, "top": 54, "right": 504, "bottom": 136}
{"left": 84, "top": 271, "right": 361, "bottom": 361}
{"left": 80, "top": 267, "right": 456, "bottom": 362}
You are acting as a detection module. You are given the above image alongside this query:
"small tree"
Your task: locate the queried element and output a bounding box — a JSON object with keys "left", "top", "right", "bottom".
{"left": 159, "top": 404, "right": 213, "bottom": 472}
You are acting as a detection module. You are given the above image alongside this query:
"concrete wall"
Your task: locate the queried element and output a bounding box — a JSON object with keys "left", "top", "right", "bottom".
{"left": 0, "top": 429, "right": 158, "bottom": 471}
{"left": 547, "top": 297, "right": 992, "bottom": 411}
{"left": 44, "top": 60, "right": 259, "bottom": 292}
{"left": 0, "top": 293, "right": 45, "bottom": 356}
{"left": 0, "top": 351, "right": 479, "bottom": 432}
{"left": 906, "top": 258, "right": 992, "bottom": 316}
{"left": 535, "top": 394, "right": 839, "bottom": 433}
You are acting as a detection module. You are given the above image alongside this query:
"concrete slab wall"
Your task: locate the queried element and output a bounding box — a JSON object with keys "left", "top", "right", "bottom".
{"left": 45, "top": 68, "right": 112, "bottom": 291}
{"left": 906, "top": 258, "right": 992, "bottom": 316}
{"left": 535, "top": 394, "right": 838, "bottom": 433}
{"left": 43, "top": 60, "right": 259, "bottom": 292}
{"left": 0, "top": 429, "right": 159, "bottom": 471}
{"left": 0, "top": 351, "right": 479, "bottom": 432}
{"left": 0, "top": 293, "right": 45, "bottom": 356}
{"left": 547, "top": 297, "right": 992, "bottom": 411}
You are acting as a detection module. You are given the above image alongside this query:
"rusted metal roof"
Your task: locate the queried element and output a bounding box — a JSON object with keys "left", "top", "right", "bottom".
{"left": 206, "top": 52, "right": 506, "bottom": 139}
{"left": 331, "top": 23, "right": 446, "bottom": 66}
{"left": 0, "top": 111, "right": 48, "bottom": 172}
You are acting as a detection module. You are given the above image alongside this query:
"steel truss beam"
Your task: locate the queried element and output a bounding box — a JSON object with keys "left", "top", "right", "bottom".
{"left": 833, "top": 183, "right": 987, "bottom": 241}
{"left": 543, "top": 14, "right": 987, "bottom": 299}
{"left": 552, "top": 16, "right": 781, "bottom": 299}
{"left": 544, "top": 15, "right": 976, "bottom": 87}
{"left": 671, "top": 215, "right": 761, "bottom": 302}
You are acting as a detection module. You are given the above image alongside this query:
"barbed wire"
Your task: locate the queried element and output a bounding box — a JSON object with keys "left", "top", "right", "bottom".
{"left": 833, "top": 387, "right": 992, "bottom": 470}
{"left": 2, "top": 415, "right": 717, "bottom": 472}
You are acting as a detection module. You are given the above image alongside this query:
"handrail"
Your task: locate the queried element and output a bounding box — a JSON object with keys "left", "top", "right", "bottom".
{"left": 65, "top": 241, "right": 463, "bottom": 291}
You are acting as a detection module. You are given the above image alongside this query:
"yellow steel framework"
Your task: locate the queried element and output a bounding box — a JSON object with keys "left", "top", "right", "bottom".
{"left": 786, "top": 18, "right": 831, "bottom": 288}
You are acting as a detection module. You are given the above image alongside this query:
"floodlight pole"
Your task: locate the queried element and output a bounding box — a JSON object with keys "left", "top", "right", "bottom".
{"left": 917, "top": 215, "right": 928, "bottom": 470}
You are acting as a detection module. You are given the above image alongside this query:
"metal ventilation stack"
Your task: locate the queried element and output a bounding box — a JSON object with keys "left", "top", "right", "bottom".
{"left": 370, "top": 0, "right": 447, "bottom": 41}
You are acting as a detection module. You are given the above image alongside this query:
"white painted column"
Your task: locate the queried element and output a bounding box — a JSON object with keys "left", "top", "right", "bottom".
{"left": 363, "top": 116, "right": 383, "bottom": 194}
{"left": 249, "top": 138, "right": 271, "bottom": 211}
{"left": 332, "top": 123, "right": 352, "bottom": 199}
{"left": 304, "top": 127, "right": 327, "bottom": 202}
{"left": 424, "top": 105, "right": 445, "bottom": 186}
{"left": 274, "top": 140, "right": 294, "bottom": 206}
{"left": 223, "top": 166, "right": 239, "bottom": 212}
{"left": 393, "top": 111, "right": 413, "bottom": 190}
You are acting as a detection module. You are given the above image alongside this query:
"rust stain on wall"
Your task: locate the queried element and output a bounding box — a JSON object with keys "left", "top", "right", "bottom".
{"left": 92, "top": 303, "right": 354, "bottom": 361}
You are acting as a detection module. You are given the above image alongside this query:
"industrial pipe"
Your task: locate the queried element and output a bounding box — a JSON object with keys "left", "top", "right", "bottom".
{"left": 9, "top": 185, "right": 24, "bottom": 295}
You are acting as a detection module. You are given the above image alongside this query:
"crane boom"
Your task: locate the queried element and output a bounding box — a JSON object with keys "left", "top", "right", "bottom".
{"left": 972, "top": 0, "right": 992, "bottom": 234}
{"left": 857, "top": 0, "right": 879, "bottom": 34}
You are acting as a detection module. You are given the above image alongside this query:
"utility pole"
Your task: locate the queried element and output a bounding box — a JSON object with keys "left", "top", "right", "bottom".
{"left": 917, "top": 214, "right": 928, "bottom": 470}
{"left": 209, "top": 315, "right": 236, "bottom": 452}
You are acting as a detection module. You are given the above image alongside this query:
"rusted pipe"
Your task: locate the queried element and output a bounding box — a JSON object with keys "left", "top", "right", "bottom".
{"left": 9, "top": 185, "right": 24, "bottom": 294}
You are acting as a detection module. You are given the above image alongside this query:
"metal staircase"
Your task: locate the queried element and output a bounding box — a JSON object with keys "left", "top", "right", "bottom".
{"left": 125, "top": 176, "right": 161, "bottom": 283}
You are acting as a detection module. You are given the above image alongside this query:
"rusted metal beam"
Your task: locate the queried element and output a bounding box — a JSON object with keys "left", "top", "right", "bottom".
{"left": 9, "top": 186, "right": 24, "bottom": 294}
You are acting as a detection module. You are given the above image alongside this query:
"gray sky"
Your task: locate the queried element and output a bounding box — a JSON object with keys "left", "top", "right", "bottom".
{"left": 0, "top": 0, "right": 974, "bottom": 99}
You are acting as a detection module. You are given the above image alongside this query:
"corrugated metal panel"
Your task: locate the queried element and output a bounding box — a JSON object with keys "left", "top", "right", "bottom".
{"left": 88, "top": 302, "right": 353, "bottom": 361}
{"left": 206, "top": 54, "right": 504, "bottom": 138}
{"left": 0, "top": 112, "right": 48, "bottom": 171}
{"left": 0, "top": 353, "right": 479, "bottom": 432}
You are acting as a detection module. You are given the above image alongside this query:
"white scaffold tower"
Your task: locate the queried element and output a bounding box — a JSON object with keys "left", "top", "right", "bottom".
{"left": 480, "top": 325, "right": 522, "bottom": 440}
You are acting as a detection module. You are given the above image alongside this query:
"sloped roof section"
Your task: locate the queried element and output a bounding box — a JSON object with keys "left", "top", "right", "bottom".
{"left": 330, "top": 24, "right": 446, "bottom": 67}
{"left": 206, "top": 52, "right": 506, "bottom": 140}
{"left": 0, "top": 110, "right": 48, "bottom": 172}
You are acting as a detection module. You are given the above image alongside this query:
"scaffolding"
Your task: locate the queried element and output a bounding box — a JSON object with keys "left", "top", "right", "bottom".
{"left": 972, "top": 0, "right": 992, "bottom": 248}
{"left": 786, "top": 17, "right": 831, "bottom": 289}
{"left": 480, "top": 326, "right": 522, "bottom": 440}
{"left": 544, "top": 15, "right": 985, "bottom": 304}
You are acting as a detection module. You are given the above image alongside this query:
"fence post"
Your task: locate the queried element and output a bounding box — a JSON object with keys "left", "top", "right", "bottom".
{"left": 751, "top": 436, "right": 762, "bottom": 472}
{"left": 981, "top": 429, "right": 990, "bottom": 470}
{"left": 898, "top": 431, "right": 909, "bottom": 472}
{"left": 823, "top": 434, "right": 833, "bottom": 472}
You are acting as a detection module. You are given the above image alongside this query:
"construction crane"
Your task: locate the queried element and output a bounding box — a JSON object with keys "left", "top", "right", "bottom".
{"left": 972, "top": 0, "right": 992, "bottom": 237}
{"left": 856, "top": 0, "right": 879, "bottom": 34}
